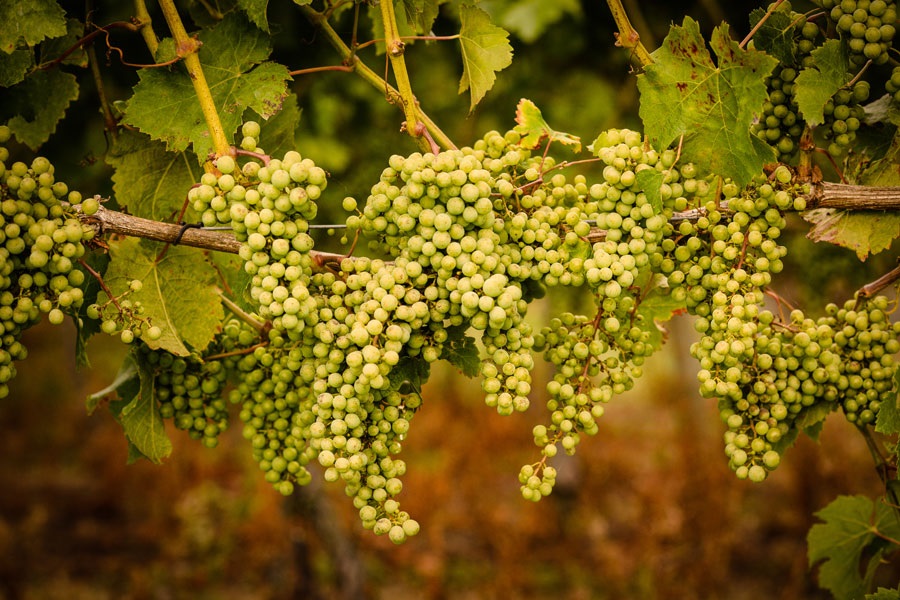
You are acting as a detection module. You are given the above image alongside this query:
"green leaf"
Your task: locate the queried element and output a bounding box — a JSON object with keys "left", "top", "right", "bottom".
{"left": 482, "top": 0, "right": 581, "bottom": 43}
{"left": 635, "top": 168, "right": 665, "bottom": 214}
{"left": 124, "top": 13, "right": 291, "bottom": 160}
{"left": 2, "top": 68, "right": 78, "bottom": 149}
{"left": 253, "top": 91, "right": 302, "bottom": 160}
{"left": 400, "top": 0, "right": 443, "bottom": 35}
{"left": 867, "top": 588, "right": 900, "bottom": 600}
{"left": 443, "top": 325, "right": 480, "bottom": 377}
{"left": 388, "top": 355, "right": 430, "bottom": 394}
{"left": 103, "top": 238, "right": 224, "bottom": 356}
{"left": 637, "top": 17, "right": 777, "bottom": 187}
{"left": 39, "top": 18, "right": 88, "bottom": 68}
{"left": 458, "top": 4, "right": 513, "bottom": 113}
{"left": 0, "top": 47, "right": 33, "bottom": 87}
{"left": 876, "top": 368, "right": 900, "bottom": 434}
{"left": 747, "top": 7, "right": 797, "bottom": 65}
{"left": 797, "top": 401, "right": 836, "bottom": 441}
{"left": 86, "top": 353, "right": 139, "bottom": 415}
{"left": 808, "top": 495, "right": 900, "bottom": 600}
{"left": 117, "top": 358, "right": 172, "bottom": 464}
{"left": 238, "top": 0, "right": 269, "bottom": 32}
{"left": 634, "top": 275, "right": 685, "bottom": 352}
{"left": 794, "top": 40, "right": 849, "bottom": 126}
{"left": 859, "top": 126, "right": 900, "bottom": 187}
{"left": 106, "top": 129, "right": 202, "bottom": 222}
{"left": 0, "top": 0, "right": 67, "bottom": 54}
{"left": 802, "top": 208, "right": 900, "bottom": 261}
{"left": 513, "top": 98, "right": 581, "bottom": 151}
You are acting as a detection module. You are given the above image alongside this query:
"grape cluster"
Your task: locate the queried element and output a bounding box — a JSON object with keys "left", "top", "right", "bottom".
{"left": 826, "top": 296, "right": 900, "bottom": 424}
{"left": 140, "top": 321, "right": 249, "bottom": 448}
{"left": 821, "top": 82, "right": 869, "bottom": 157}
{"left": 0, "top": 126, "right": 93, "bottom": 397}
{"left": 885, "top": 66, "right": 900, "bottom": 102}
{"left": 819, "top": 0, "right": 897, "bottom": 66}
{"left": 88, "top": 277, "right": 163, "bottom": 344}
{"left": 753, "top": 66, "right": 804, "bottom": 159}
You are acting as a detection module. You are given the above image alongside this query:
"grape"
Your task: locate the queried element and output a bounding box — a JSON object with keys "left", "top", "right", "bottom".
{"left": 0, "top": 138, "right": 93, "bottom": 397}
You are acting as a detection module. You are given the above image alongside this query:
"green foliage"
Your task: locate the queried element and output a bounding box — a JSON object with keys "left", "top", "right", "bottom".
{"left": 102, "top": 238, "right": 223, "bottom": 356}
{"left": 794, "top": 40, "right": 849, "bottom": 126}
{"left": 803, "top": 208, "right": 900, "bottom": 260}
{"left": 4, "top": 0, "right": 900, "bottom": 593}
{"left": 808, "top": 495, "right": 900, "bottom": 600}
{"left": 4, "top": 69, "right": 78, "bottom": 149}
{"left": 638, "top": 17, "right": 777, "bottom": 187}
{"left": 107, "top": 130, "right": 201, "bottom": 221}
{"left": 124, "top": 13, "right": 290, "bottom": 159}
{"left": 0, "top": 0, "right": 66, "bottom": 53}
{"left": 458, "top": 4, "right": 513, "bottom": 112}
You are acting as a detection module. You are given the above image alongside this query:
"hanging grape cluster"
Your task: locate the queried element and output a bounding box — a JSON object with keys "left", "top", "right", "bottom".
{"left": 0, "top": 126, "right": 94, "bottom": 398}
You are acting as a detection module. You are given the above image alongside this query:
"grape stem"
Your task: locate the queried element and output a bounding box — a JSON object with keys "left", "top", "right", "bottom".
{"left": 856, "top": 263, "right": 900, "bottom": 300}
{"left": 217, "top": 291, "right": 267, "bottom": 333}
{"left": 298, "top": 5, "right": 456, "bottom": 151}
{"left": 78, "top": 258, "right": 124, "bottom": 313}
{"left": 738, "top": 0, "right": 786, "bottom": 49}
{"left": 133, "top": 0, "right": 160, "bottom": 56}
{"left": 156, "top": 0, "right": 230, "bottom": 159}
{"left": 606, "top": 0, "right": 653, "bottom": 68}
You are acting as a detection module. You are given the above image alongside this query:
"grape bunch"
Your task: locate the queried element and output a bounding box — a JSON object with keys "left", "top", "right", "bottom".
{"left": 818, "top": 0, "right": 897, "bottom": 67}
{"left": 0, "top": 125, "right": 93, "bottom": 398}
{"left": 140, "top": 319, "right": 252, "bottom": 448}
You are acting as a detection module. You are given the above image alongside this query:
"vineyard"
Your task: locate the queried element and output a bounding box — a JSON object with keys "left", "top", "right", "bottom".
{"left": 3, "top": 0, "right": 900, "bottom": 597}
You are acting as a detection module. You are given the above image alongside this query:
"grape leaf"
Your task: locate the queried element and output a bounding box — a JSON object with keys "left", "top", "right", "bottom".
{"left": 86, "top": 352, "right": 139, "bottom": 415}
{"left": 103, "top": 238, "right": 223, "bottom": 356}
{"left": 400, "top": 0, "right": 443, "bottom": 35}
{"left": 637, "top": 17, "right": 777, "bottom": 187}
{"left": 634, "top": 274, "right": 685, "bottom": 351}
{"left": 794, "top": 40, "right": 848, "bottom": 126}
{"left": 747, "top": 7, "right": 797, "bottom": 65}
{"left": 3, "top": 68, "right": 79, "bottom": 149}
{"left": 106, "top": 129, "right": 201, "bottom": 222}
{"left": 458, "top": 4, "right": 513, "bottom": 112}
{"left": 808, "top": 495, "right": 900, "bottom": 600}
{"left": 796, "top": 401, "right": 835, "bottom": 441}
{"left": 514, "top": 98, "right": 581, "bottom": 151}
{"left": 238, "top": 0, "right": 269, "bottom": 32}
{"left": 443, "top": 324, "right": 480, "bottom": 377}
{"left": 0, "top": 48, "right": 33, "bottom": 86}
{"left": 388, "top": 355, "right": 430, "bottom": 394}
{"left": 124, "top": 13, "right": 291, "bottom": 160}
{"left": 868, "top": 588, "right": 900, "bottom": 599}
{"left": 0, "top": 0, "right": 67, "bottom": 54}
{"left": 802, "top": 208, "right": 900, "bottom": 260}
{"left": 40, "top": 19, "right": 88, "bottom": 68}
{"left": 254, "top": 90, "right": 302, "bottom": 159}
{"left": 117, "top": 359, "right": 172, "bottom": 464}
{"left": 635, "top": 168, "right": 665, "bottom": 214}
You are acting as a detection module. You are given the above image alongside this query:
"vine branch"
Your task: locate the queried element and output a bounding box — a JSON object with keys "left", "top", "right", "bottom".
{"left": 299, "top": 5, "right": 456, "bottom": 151}
{"left": 156, "top": 0, "right": 229, "bottom": 158}
{"left": 76, "top": 182, "right": 900, "bottom": 273}
{"left": 606, "top": 0, "right": 653, "bottom": 69}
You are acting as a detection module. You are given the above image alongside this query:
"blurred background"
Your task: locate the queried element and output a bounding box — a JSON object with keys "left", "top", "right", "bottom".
{"left": 3, "top": 0, "right": 900, "bottom": 598}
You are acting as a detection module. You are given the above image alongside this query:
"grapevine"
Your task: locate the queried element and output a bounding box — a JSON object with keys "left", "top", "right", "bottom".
{"left": 4, "top": 0, "right": 900, "bottom": 597}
